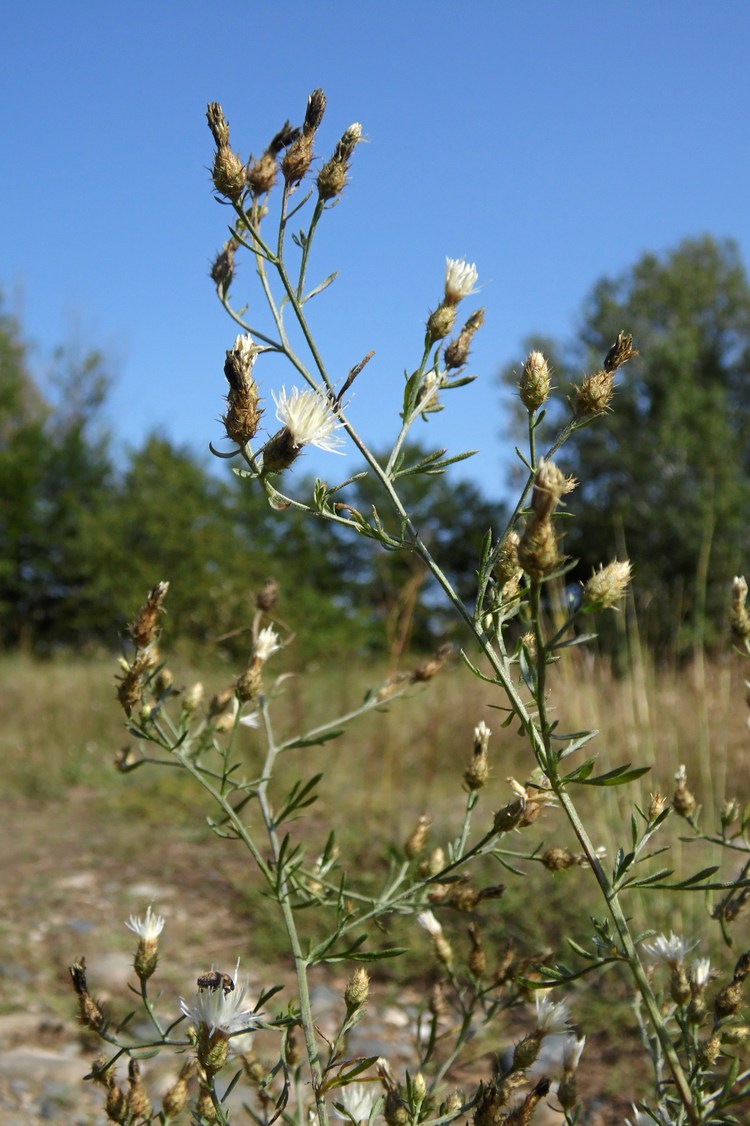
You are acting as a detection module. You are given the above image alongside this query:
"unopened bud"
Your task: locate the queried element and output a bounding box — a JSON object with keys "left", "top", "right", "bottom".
{"left": 345, "top": 967, "right": 369, "bottom": 1009}
{"left": 212, "top": 145, "right": 246, "bottom": 202}
{"left": 162, "top": 1060, "right": 195, "bottom": 1118}
{"left": 603, "top": 331, "right": 637, "bottom": 373}
{"left": 444, "top": 308, "right": 485, "bottom": 370}
{"left": 542, "top": 847, "right": 575, "bottom": 871}
{"left": 530, "top": 459, "right": 566, "bottom": 520}
{"left": 405, "top": 814, "right": 431, "bottom": 858}
{"left": 256, "top": 577, "right": 279, "bottom": 612}
{"left": 574, "top": 368, "right": 615, "bottom": 416}
{"left": 673, "top": 764, "right": 697, "bottom": 819}
{"left": 648, "top": 792, "right": 668, "bottom": 821}
{"left": 184, "top": 682, "right": 204, "bottom": 713}
{"left": 426, "top": 303, "right": 457, "bottom": 344}
{"left": 468, "top": 923, "right": 486, "bottom": 977}
{"left": 519, "top": 351, "right": 551, "bottom": 411}
{"left": 126, "top": 1059, "right": 151, "bottom": 1121}
{"left": 518, "top": 517, "right": 559, "bottom": 580}
{"left": 582, "top": 560, "right": 632, "bottom": 611}
{"left": 494, "top": 531, "right": 521, "bottom": 588}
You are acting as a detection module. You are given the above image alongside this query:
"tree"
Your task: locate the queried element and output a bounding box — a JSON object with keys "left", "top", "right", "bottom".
{"left": 504, "top": 236, "right": 750, "bottom": 655}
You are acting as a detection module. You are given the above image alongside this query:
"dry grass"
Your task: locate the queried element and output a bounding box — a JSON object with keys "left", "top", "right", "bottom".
{"left": 1, "top": 648, "right": 748, "bottom": 1119}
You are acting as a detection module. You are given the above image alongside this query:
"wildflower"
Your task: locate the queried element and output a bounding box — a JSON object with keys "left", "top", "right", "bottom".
{"left": 535, "top": 993, "right": 572, "bottom": 1035}
{"left": 254, "top": 626, "right": 281, "bottom": 663}
{"left": 126, "top": 904, "right": 165, "bottom": 981}
{"left": 558, "top": 1035, "right": 586, "bottom": 1111}
{"left": 332, "top": 1081, "right": 381, "bottom": 1124}
{"left": 691, "top": 958, "right": 712, "bottom": 989}
{"left": 416, "top": 909, "right": 453, "bottom": 969}
{"left": 263, "top": 386, "right": 345, "bottom": 473}
{"left": 641, "top": 931, "right": 697, "bottom": 969}
{"left": 443, "top": 257, "right": 479, "bottom": 304}
{"left": 126, "top": 904, "right": 165, "bottom": 943}
{"left": 416, "top": 909, "right": 442, "bottom": 937}
{"left": 180, "top": 959, "right": 262, "bottom": 1074}
{"left": 318, "top": 122, "right": 363, "bottom": 201}
{"left": 464, "top": 720, "right": 491, "bottom": 791}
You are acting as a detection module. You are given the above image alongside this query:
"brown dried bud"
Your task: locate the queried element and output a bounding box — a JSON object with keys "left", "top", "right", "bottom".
{"left": 603, "top": 330, "right": 637, "bottom": 373}
{"left": 473, "top": 1080, "right": 508, "bottom": 1126}
{"left": 126, "top": 1059, "right": 151, "bottom": 1121}
{"left": 162, "top": 1059, "right": 195, "bottom": 1118}
{"left": 506, "top": 1078, "right": 551, "bottom": 1126}
{"left": 673, "top": 765, "right": 697, "bottom": 819}
{"left": 303, "top": 88, "right": 327, "bottom": 134}
{"left": 648, "top": 792, "right": 668, "bottom": 821}
{"left": 262, "top": 427, "right": 301, "bottom": 474}
{"left": 211, "top": 238, "right": 238, "bottom": 294}
{"left": 699, "top": 1032, "right": 722, "bottom": 1067}
{"left": 468, "top": 923, "right": 486, "bottom": 977}
{"left": 444, "top": 308, "right": 485, "bottom": 370}
{"left": 384, "top": 1088, "right": 410, "bottom": 1126}
{"left": 130, "top": 582, "right": 169, "bottom": 650}
{"left": 446, "top": 884, "right": 481, "bottom": 912}
{"left": 574, "top": 368, "right": 615, "bottom": 416}
{"left": 69, "top": 958, "right": 104, "bottom": 1032}
{"left": 542, "top": 847, "right": 576, "bottom": 871}
{"left": 530, "top": 459, "right": 567, "bottom": 520}
{"left": 519, "top": 351, "right": 552, "bottom": 411}
{"left": 256, "top": 578, "right": 280, "bottom": 612}
{"left": 206, "top": 102, "right": 230, "bottom": 149}
{"left": 464, "top": 720, "right": 491, "bottom": 791}
{"left": 518, "top": 517, "right": 559, "bottom": 580}
{"left": 317, "top": 122, "right": 363, "bottom": 201}
{"left": 236, "top": 660, "right": 263, "bottom": 704}
{"left": 733, "top": 951, "right": 750, "bottom": 982}
{"left": 670, "top": 965, "right": 691, "bottom": 1007}
{"left": 411, "top": 643, "right": 453, "bottom": 683}
{"left": 405, "top": 814, "right": 431, "bottom": 858}
{"left": 493, "top": 798, "right": 526, "bottom": 833}
{"left": 106, "top": 1079, "right": 127, "bottom": 1122}
{"left": 247, "top": 151, "right": 278, "bottom": 196}
{"left": 212, "top": 145, "right": 246, "bottom": 202}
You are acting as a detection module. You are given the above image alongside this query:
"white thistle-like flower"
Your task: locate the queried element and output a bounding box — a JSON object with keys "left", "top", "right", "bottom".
{"left": 444, "top": 257, "right": 479, "bottom": 303}
{"left": 473, "top": 720, "right": 491, "bottom": 745}
{"left": 641, "top": 931, "right": 697, "bottom": 969}
{"left": 332, "top": 1082, "right": 381, "bottom": 1123}
{"left": 180, "top": 959, "right": 261, "bottom": 1037}
{"left": 254, "top": 626, "right": 281, "bottom": 663}
{"left": 416, "top": 909, "right": 443, "bottom": 937}
{"left": 691, "top": 957, "right": 712, "bottom": 988}
{"left": 125, "top": 905, "right": 165, "bottom": 942}
{"left": 232, "top": 333, "right": 257, "bottom": 365}
{"left": 273, "top": 386, "right": 345, "bottom": 453}
{"left": 562, "top": 1034, "right": 586, "bottom": 1073}
{"left": 535, "top": 993, "right": 572, "bottom": 1035}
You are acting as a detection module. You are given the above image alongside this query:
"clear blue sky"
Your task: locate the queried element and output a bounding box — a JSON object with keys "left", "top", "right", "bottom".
{"left": 3, "top": 2, "right": 749, "bottom": 502}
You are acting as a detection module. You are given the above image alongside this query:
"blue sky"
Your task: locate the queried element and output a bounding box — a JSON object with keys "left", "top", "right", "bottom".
{"left": 3, "top": 2, "right": 749, "bottom": 502}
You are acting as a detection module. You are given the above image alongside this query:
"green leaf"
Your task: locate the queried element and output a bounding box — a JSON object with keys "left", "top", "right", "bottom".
{"left": 574, "top": 763, "right": 651, "bottom": 786}
{"left": 285, "top": 730, "right": 344, "bottom": 750}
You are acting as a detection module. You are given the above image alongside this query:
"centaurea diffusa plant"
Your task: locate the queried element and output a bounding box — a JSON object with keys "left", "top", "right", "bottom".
{"left": 70, "top": 90, "right": 750, "bottom": 1126}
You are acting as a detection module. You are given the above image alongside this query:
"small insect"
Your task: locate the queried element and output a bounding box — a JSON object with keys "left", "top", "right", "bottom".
{"left": 197, "top": 969, "right": 235, "bottom": 995}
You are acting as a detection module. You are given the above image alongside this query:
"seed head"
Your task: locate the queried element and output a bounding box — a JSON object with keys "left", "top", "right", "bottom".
{"left": 206, "top": 102, "right": 230, "bottom": 149}
{"left": 530, "top": 459, "right": 567, "bottom": 520}
{"left": 518, "top": 516, "right": 559, "bottom": 580}
{"left": 603, "top": 330, "right": 637, "bottom": 373}
{"left": 672, "top": 763, "right": 697, "bottom": 819}
{"left": 129, "top": 582, "right": 169, "bottom": 650}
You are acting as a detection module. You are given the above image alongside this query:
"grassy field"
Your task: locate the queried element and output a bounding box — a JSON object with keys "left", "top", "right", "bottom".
{"left": 1, "top": 647, "right": 748, "bottom": 1120}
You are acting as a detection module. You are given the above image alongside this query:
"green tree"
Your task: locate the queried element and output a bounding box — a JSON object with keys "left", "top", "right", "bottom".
{"left": 505, "top": 236, "right": 750, "bottom": 656}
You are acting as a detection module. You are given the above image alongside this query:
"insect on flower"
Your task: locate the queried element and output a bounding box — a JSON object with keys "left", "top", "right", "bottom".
{"left": 197, "top": 969, "right": 236, "bottom": 995}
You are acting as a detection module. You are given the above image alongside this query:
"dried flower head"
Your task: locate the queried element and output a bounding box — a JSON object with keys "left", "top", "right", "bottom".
{"left": 129, "top": 582, "right": 169, "bottom": 650}
{"left": 464, "top": 720, "right": 491, "bottom": 791}
{"left": 530, "top": 459, "right": 567, "bottom": 520}
{"left": 517, "top": 515, "right": 559, "bottom": 580}
{"left": 444, "top": 307, "right": 485, "bottom": 370}
{"left": 318, "top": 122, "right": 363, "bottom": 201}
{"left": 673, "top": 763, "right": 697, "bottom": 819}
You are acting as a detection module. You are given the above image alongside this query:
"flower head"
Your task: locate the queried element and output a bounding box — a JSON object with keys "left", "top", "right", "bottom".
{"left": 254, "top": 626, "right": 281, "bottom": 663}
{"left": 641, "top": 931, "right": 697, "bottom": 969}
{"left": 272, "top": 386, "right": 345, "bottom": 453}
{"left": 416, "top": 909, "right": 443, "bottom": 937}
{"left": 444, "top": 257, "right": 479, "bottom": 304}
{"left": 691, "top": 957, "right": 712, "bottom": 988}
{"left": 126, "top": 905, "right": 165, "bottom": 943}
{"left": 535, "top": 993, "right": 572, "bottom": 1035}
{"left": 180, "top": 959, "right": 260, "bottom": 1038}
{"left": 332, "top": 1081, "right": 381, "bottom": 1124}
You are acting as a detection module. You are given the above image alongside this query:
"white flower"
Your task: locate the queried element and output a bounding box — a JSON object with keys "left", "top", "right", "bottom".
{"left": 232, "top": 333, "right": 257, "bottom": 364}
{"left": 691, "top": 957, "right": 711, "bottom": 988}
{"left": 444, "top": 257, "right": 479, "bottom": 303}
{"left": 562, "top": 1034, "right": 586, "bottom": 1073}
{"left": 416, "top": 909, "right": 443, "bottom": 937}
{"left": 125, "top": 905, "right": 165, "bottom": 942}
{"left": 641, "top": 931, "right": 697, "bottom": 969}
{"left": 534, "top": 993, "right": 572, "bottom": 1035}
{"left": 273, "top": 386, "right": 345, "bottom": 453}
{"left": 332, "top": 1082, "right": 381, "bottom": 1123}
{"left": 254, "top": 626, "right": 281, "bottom": 663}
{"left": 473, "top": 720, "right": 491, "bottom": 745}
{"left": 180, "top": 959, "right": 261, "bottom": 1037}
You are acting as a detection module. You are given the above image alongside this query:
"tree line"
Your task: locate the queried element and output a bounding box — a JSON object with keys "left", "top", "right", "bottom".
{"left": 3, "top": 235, "right": 749, "bottom": 662}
